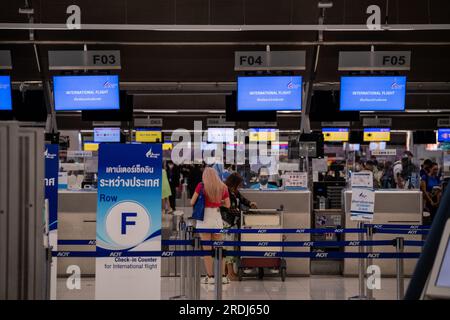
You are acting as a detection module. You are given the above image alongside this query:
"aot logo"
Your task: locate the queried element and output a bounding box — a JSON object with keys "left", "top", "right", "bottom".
{"left": 103, "top": 81, "right": 118, "bottom": 89}
{"left": 391, "top": 82, "right": 405, "bottom": 90}
{"left": 349, "top": 241, "right": 360, "bottom": 246}
{"left": 258, "top": 242, "right": 269, "bottom": 246}
{"left": 303, "top": 242, "right": 313, "bottom": 247}
{"left": 146, "top": 148, "right": 160, "bottom": 159}
{"left": 287, "top": 81, "right": 300, "bottom": 89}
{"left": 315, "top": 252, "right": 328, "bottom": 258}
{"left": 264, "top": 252, "right": 276, "bottom": 257}
{"left": 162, "top": 251, "right": 174, "bottom": 257}
{"left": 105, "top": 201, "right": 151, "bottom": 247}
{"left": 367, "top": 253, "right": 380, "bottom": 258}
{"left": 408, "top": 230, "right": 418, "bottom": 235}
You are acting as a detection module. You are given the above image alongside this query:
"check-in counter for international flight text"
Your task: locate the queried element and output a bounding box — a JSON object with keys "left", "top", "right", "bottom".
{"left": 240, "top": 190, "right": 312, "bottom": 275}
{"left": 344, "top": 190, "right": 423, "bottom": 276}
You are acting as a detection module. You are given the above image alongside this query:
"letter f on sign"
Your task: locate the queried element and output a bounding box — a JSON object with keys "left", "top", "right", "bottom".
{"left": 121, "top": 212, "right": 137, "bottom": 234}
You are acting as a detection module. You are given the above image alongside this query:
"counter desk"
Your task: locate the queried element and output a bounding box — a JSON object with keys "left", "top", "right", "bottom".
{"left": 344, "top": 189, "right": 423, "bottom": 276}
{"left": 57, "top": 190, "right": 177, "bottom": 277}
{"left": 240, "top": 189, "right": 312, "bottom": 275}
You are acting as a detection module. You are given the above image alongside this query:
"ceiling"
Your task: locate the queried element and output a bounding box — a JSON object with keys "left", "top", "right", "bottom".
{"left": 1, "top": 0, "right": 450, "bottom": 130}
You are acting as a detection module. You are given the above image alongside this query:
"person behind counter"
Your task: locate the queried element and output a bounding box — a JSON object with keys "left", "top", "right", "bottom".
{"left": 421, "top": 162, "right": 442, "bottom": 224}
{"left": 362, "top": 160, "right": 380, "bottom": 189}
{"left": 221, "top": 172, "right": 257, "bottom": 281}
{"left": 190, "top": 167, "right": 231, "bottom": 284}
{"left": 250, "top": 166, "right": 278, "bottom": 190}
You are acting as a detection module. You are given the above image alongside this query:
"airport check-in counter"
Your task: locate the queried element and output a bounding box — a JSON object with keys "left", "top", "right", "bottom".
{"left": 58, "top": 190, "right": 180, "bottom": 277}
{"left": 344, "top": 190, "right": 423, "bottom": 276}
{"left": 240, "top": 190, "right": 311, "bottom": 275}
{"left": 58, "top": 190, "right": 97, "bottom": 276}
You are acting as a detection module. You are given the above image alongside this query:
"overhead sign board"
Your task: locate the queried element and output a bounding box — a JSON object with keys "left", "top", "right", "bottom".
{"left": 134, "top": 118, "right": 163, "bottom": 128}
{"left": 206, "top": 118, "right": 236, "bottom": 127}
{"left": 48, "top": 50, "right": 121, "bottom": 70}
{"left": 338, "top": 51, "right": 411, "bottom": 71}
{"left": 0, "top": 51, "right": 12, "bottom": 70}
{"left": 235, "top": 51, "right": 306, "bottom": 71}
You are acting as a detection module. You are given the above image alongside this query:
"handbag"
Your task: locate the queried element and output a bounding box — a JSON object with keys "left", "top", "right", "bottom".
{"left": 192, "top": 183, "right": 205, "bottom": 221}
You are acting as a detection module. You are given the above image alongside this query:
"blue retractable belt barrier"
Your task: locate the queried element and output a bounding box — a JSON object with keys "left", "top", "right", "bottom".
{"left": 194, "top": 228, "right": 365, "bottom": 234}
{"left": 364, "top": 224, "right": 430, "bottom": 230}
{"left": 58, "top": 239, "right": 426, "bottom": 247}
{"left": 51, "top": 250, "right": 421, "bottom": 259}
{"left": 374, "top": 229, "right": 429, "bottom": 235}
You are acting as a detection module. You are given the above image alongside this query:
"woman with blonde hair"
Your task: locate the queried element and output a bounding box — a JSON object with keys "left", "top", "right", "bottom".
{"left": 191, "top": 167, "right": 230, "bottom": 284}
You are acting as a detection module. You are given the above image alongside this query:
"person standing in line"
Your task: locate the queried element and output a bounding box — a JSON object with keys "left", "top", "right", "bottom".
{"left": 190, "top": 167, "right": 231, "bottom": 284}
{"left": 421, "top": 162, "right": 442, "bottom": 224}
{"left": 166, "top": 160, "right": 180, "bottom": 210}
{"left": 161, "top": 168, "right": 172, "bottom": 213}
{"left": 221, "top": 172, "right": 257, "bottom": 280}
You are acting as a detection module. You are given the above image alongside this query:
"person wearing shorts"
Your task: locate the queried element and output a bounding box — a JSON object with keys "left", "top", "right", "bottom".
{"left": 190, "top": 167, "right": 230, "bottom": 284}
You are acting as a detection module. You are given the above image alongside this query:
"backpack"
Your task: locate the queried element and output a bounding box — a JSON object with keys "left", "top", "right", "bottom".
{"left": 192, "top": 183, "right": 205, "bottom": 221}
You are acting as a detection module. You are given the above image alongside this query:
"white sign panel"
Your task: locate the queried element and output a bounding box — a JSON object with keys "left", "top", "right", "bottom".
{"left": 235, "top": 51, "right": 306, "bottom": 71}
{"left": 283, "top": 171, "right": 308, "bottom": 189}
{"left": 351, "top": 172, "right": 373, "bottom": 189}
{"left": 67, "top": 151, "right": 93, "bottom": 158}
{"left": 371, "top": 149, "right": 397, "bottom": 156}
{"left": 339, "top": 51, "right": 411, "bottom": 71}
{"left": 351, "top": 188, "right": 375, "bottom": 221}
{"left": 48, "top": 50, "right": 121, "bottom": 70}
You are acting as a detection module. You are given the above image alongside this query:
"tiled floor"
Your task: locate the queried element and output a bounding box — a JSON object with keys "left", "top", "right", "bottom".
{"left": 57, "top": 276, "right": 410, "bottom": 300}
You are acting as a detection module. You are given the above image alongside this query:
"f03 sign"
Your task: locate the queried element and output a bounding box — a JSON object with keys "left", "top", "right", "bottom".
{"left": 48, "top": 50, "right": 121, "bottom": 70}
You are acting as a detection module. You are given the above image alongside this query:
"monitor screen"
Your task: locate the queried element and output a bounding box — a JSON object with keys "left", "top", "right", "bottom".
{"left": 436, "top": 238, "right": 450, "bottom": 288}
{"left": 135, "top": 128, "right": 162, "bottom": 143}
{"left": 340, "top": 76, "right": 406, "bottom": 111}
{"left": 322, "top": 128, "right": 349, "bottom": 142}
{"left": 348, "top": 143, "right": 361, "bottom": 151}
{"left": 0, "top": 75, "right": 12, "bottom": 111}
{"left": 237, "top": 76, "right": 302, "bottom": 111}
{"left": 93, "top": 127, "right": 121, "bottom": 143}
{"left": 249, "top": 128, "right": 277, "bottom": 142}
{"left": 53, "top": 75, "right": 120, "bottom": 111}
{"left": 364, "top": 128, "right": 391, "bottom": 142}
{"left": 438, "top": 129, "right": 450, "bottom": 142}
{"left": 207, "top": 128, "right": 234, "bottom": 143}
{"left": 369, "top": 142, "right": 387, "bottom": 151}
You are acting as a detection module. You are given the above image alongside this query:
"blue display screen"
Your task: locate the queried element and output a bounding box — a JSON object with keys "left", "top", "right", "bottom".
{"left": 438, "top": 129, "right": 450, "bottom": 142}
{"left": 340, "top": 76, "right": 406, "bottom": 111}
{"left": 53, "top": 75, "right": 120, "bottom": 111}
{"left": 94, "top": 127, "right": 121, "bottom": 143}
{"left": 0, "top": 75, "right": 12, "bottom": 111}
{"left": 237, "top": 76, "right": 302, "bottom": 111}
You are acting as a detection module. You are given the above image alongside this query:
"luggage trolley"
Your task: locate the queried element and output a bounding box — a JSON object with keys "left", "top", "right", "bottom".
{"left": 237, "top": 206, "right": 286, "bottom": 281}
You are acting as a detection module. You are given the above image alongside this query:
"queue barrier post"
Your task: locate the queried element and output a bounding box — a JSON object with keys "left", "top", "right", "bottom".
{"left": 170, "top": 221, "right": 188, "bottom": 300}
{"left": 349, "top": 221, "right": 369, "bottom": 300}
{"left": 193, "top": 236, "right": 202, "bottom": 300}
{"left": 186, "top": 226, "right": 194, "bottom": 300}
{"left": 395, "top": 237, "right": 405, "bottom": 300}
{"left": 366, "top": 225, "right": 374, "bottom": 300}
{"left": 213, "top": 246, "right": 223, "bottom": 301}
